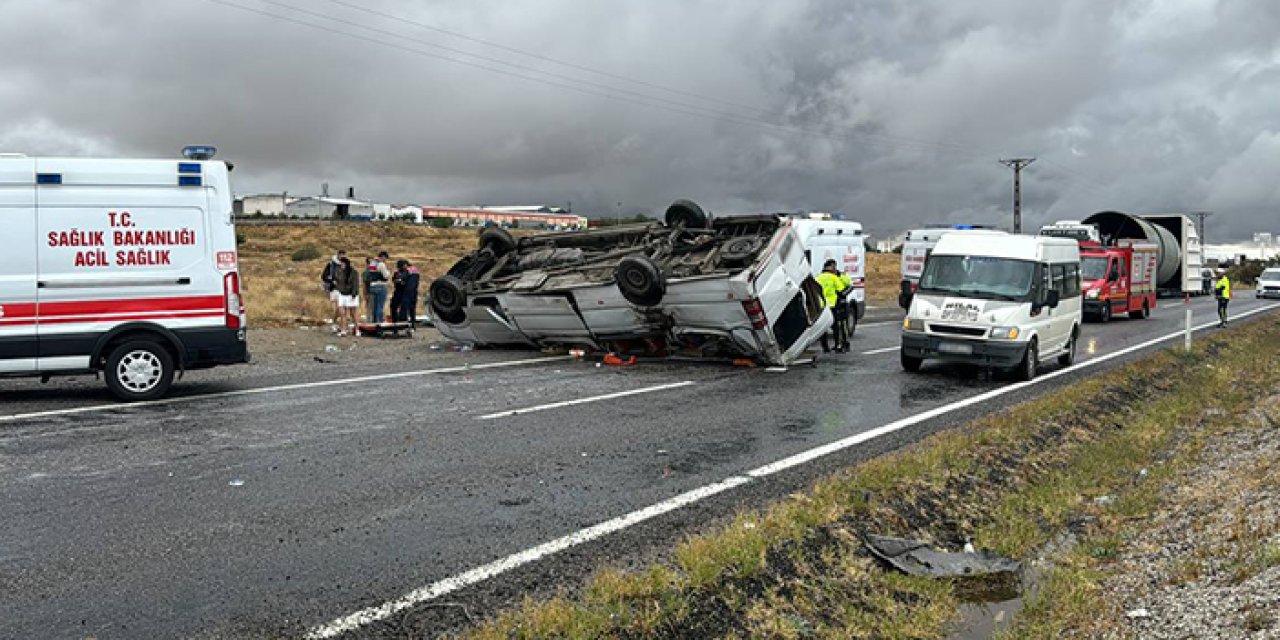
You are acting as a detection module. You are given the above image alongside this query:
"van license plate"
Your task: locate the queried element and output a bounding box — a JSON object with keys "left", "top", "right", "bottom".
{"left": 937, "top": 342, "right": 973, "bottom": 355}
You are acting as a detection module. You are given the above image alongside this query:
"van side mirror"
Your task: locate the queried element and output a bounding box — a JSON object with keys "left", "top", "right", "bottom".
{"left": 898, "top": 280, "right": 914, "bottom": 310}
{"left": 1046, "top": 290, "right": 1060, "bottom": 309}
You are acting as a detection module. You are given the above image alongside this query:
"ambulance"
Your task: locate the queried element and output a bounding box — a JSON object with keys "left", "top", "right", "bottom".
{"left": 0, "top": 147, "right": 249, "bottom": 400}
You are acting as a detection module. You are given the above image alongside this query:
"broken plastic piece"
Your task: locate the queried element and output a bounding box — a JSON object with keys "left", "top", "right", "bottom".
{"left": 603, "top": 353, "right": 637, "bottom": 366}
{"left": 864, "top": 534, "right": 1021, "bottom": 577}
{"left": 732, "top": 358, "right": 756, "bottom": 367}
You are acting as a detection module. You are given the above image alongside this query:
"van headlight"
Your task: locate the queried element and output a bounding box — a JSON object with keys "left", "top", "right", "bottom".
{"left": 903, "top": 317, "right": 924, "bottom": 331}
{"left": 991, "top": 326, "right": 1020, "bottom": 339}
{"left": 1085, "top": 289, "right": 1100, "bottom": 299}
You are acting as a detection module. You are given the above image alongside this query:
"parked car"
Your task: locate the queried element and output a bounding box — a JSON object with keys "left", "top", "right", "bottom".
{"left": 1257, "top": 267, "right": 1280, "bottom": 299}
{"left": 430, "top": 200, "right": 832, "bottom": 365}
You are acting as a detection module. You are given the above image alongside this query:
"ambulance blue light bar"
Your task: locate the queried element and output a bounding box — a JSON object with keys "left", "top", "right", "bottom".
{"left": 182, "top": 145, "right": 217, "bottom": 160}
{"left": 178, "top": 175, "right": 203, "bottom": 187}
{"left": 177, "top": 162, "right": 202, "bottom": 174}
{"left": 36, "top": 173, "right": 62, "bottom": 185}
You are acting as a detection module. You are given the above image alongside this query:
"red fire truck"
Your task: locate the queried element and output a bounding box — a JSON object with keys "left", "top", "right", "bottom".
{"left": 1080, "top": 240, "right": 1159, "bottom": 322}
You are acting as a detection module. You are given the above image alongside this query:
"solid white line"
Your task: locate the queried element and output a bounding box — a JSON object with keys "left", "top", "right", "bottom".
{"left": 0, "top": 356, "right": 567, "bottom": 425}
{"left": 477, "top": 381, "right": 696, "bottom": 420}
{"left": 861, "top": 346, "right": 899, "bottom": 355}
{"left": 306, "top": 302, "right": 1280, "bottom": 638}
{"left": 304, "top": 475, "right": 752, "bottom": 639}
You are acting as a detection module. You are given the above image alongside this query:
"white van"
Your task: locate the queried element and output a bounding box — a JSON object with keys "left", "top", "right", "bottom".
{"left": 792, "top": 218, "right": 867, "bottom": 330}
{"left": 899, "top": 231, "right": 1081, "bottom": 380}
{"left": 0, "top": 147, "right": 249, "bottom": 400}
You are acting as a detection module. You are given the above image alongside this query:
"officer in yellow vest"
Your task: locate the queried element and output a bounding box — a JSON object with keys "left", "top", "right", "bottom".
{"left": 1214, "top": 270, "right": 1231, "bottom": 327}
{"left": 816, "top": 259, "right": 853, "bottom": 353}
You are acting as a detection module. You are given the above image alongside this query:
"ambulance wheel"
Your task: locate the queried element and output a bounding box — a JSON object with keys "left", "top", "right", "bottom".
{"left": 664, "top": 199, "right": 709, "bottom": 229}
{"left": 615, "top": 256, "right": 666, "bottom": 307}
{"left": 429, "top": 275, "right": 468, "bottom": 324}
{"left": 479, "top": 227, "right": 517, "bottom": 257}
{"left": 901, "top": 350, "right": 922, "bottom": 372}
{"left": 1015, "top": 339, "right": 1038, "bottom": 382}
{"left": 1128, "top": 301, "right": 1149, "bottom": 320}
{"left": 104, "top": 340, "right": 175, "bottom": 401}
{"left": 1099, "top": 303, "right": 1111, "bottom": 323}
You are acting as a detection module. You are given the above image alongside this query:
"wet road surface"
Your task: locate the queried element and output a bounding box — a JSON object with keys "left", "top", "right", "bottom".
{"left": 2, "top": 296, "right": 1276, "bottom": 639}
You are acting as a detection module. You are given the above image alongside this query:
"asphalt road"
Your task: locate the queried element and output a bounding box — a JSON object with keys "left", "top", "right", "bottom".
{"left": 1, "top": 296, "right": 1276, "bottom": 639}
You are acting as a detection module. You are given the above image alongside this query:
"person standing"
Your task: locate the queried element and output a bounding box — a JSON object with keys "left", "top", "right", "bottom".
{"left": 816, "top": 259, "right": 853, "bottom": 353}
{"left": 333, "top": 256, "right": 361, "bottom": 336}
{"left": 364, "top": 254, "right": 390, "bottom": 324}
{"left": 393, "top": 259, "right": 421, "bottom": 326}
{"left": 390, "top": 260, "right": 408, "bottom": 323}
{"left": 1214, "top": 270, "right": 1232, "bottom": 327}
{"left": 320, "top": 249, "right": 346, "bottom": 329}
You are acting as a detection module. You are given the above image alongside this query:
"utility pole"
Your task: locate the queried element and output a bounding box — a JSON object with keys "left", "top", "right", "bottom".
{"left": 616, "top": 201, "right": 622, "bottom": 227}
{"left": 999, "top": 158, "right": 1036, "bottom": 233}
{"left": 1192, "top": 210, "right": 1213, "bottom": 246}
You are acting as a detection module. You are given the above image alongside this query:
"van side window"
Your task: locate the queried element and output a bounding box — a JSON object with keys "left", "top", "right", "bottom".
{"left": 1118, "top": 258, "right": 1128, "bottom": 279}
{"left": 1051, "top": 264, "right": 1068, "bottom": 296}
{"left": 1063, "top": 264, "right": 1081, "bottom": 296}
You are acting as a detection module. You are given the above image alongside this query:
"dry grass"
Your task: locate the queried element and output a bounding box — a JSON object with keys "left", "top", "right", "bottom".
{"left": 865, "top": 252, "right": 901, "bottom": 306}
{"left": 237, "top": 222, "right": 480, "bottom": 326}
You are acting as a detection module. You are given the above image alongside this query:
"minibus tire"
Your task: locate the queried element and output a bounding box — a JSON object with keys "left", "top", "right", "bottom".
{"left": 1129, "top": 301, "right": 1149, "bottom": 320}
{"left": 615, "top": 256, "right": 666, "bottom": 307}
{"left": 719, "top": 236, "right": 763, "bottom": 265}
{"left": 664, "top": 199, "right": 709, "bottom": 229}
{"left": 901, "top": 350, "right": 922, "bottom": 372}
{"left": 1058, "top": 330, "right": 1077, "bottom": 366}
{"left": 1015, "top": 339, "right": 1038, "bottom": 381}
{"left": 429, "top": 276, "right": 468, "bottom": 324}
{"left": 104, "top": 340, "right": 175, "bottom": 401}
{"left": 479, "top": 227, "right": 517, "bottom": 257}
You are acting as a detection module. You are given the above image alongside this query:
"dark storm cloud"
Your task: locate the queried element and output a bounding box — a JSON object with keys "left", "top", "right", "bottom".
{"left": 1, "top": 0, "right": 1278, "bottom": 239}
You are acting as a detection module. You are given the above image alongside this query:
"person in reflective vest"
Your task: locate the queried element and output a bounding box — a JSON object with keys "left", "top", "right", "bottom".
{"left": 1214, "top": 271, "right": 1231, "bottom": 327}
{"left": 816, "top": 259, "right": 853, "bottom": 353}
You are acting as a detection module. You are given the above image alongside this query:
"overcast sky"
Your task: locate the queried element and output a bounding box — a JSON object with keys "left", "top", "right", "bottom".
{"left": 2, "top": 0, "right": 1278, "bottom": 240}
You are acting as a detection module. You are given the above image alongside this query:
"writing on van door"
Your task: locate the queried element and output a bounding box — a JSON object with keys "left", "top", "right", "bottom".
{"left": 45, "top": 210, "right": 200, "bottom": 268}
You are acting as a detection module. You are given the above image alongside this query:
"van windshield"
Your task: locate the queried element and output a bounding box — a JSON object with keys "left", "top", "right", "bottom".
{"left": 918, "top": 255, "right": 1036, "bottom": 301}
{"left": 1262, "top": 270, "right": 1280, "bottom": 282}
{"left": 1081, "top": 256, "right": 1109, "bottom": 281}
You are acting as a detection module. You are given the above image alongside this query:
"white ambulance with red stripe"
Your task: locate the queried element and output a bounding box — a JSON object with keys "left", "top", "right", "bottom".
{"left": 790, "top": 217, "right": 867, "bottom": 332}
{"left": 0, "top": 146, "right": 248, "bottom": 400}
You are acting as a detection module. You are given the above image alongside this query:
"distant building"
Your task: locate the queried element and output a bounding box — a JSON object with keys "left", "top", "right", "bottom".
{"left": 1253, "top": 232, "right": 1275, "bottom": 246}
{"left": 378, "top": 204, "right": 424, "bottom": 224}
{"left": 285, "top": 196, "right": 374, "bottom": 219}
{"left": 422, "top": 205, "right": 585, "bottom": 229}
{"left": 235, "top": 193, "right": 290, "bottom": 216}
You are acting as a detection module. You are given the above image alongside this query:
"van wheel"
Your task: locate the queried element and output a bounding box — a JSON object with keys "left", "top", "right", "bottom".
{"left": 1057, "top": 330, "right": 1077, "bottom": 366}
{"left": 1015, "top": 339, "right": 1038, "bottom": 382}
{"left": 719, "top": 236, "right": 763, "bottom": 266}
{"left": 479, "top": 227, "right": 517, "bottom": 257}
{"left": 664, "top": 199, "right": 709, "bottom": 229}
{"left": 1129, "top": 301, "right": 1149, "bottom": 320}
{"left": 615, "top": 256, "right": 666, "bottom": 307}
{"left": 429, "top": 275, "right": 468, "bottom": 324}
{"left": 104, "top": 340, "right": 175, "bottom": 401}
{"left": 901, "top": 350, "right": 922, "bottom": 372}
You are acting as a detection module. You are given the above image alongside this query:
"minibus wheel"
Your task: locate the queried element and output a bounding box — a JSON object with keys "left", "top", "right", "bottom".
{"left": 429, "top": 275, "right": 468, "bottom": 324}
{"left": 615, "top": 256, "right": 666, "bottom": 307}
{"left": 1058, "top": 329, "right": 1078, "bottom": 366}
{"left": 104, "top": 340, "right": 175, "bottom": 401}
{"left": 479, "top": 227, "right": 517, "bottom": 257}
{"left": 1015, "top": 338, "right": 1038, "bottom": 381}
{"left": 900, "top": 350, "right": 922, "bottom": 372}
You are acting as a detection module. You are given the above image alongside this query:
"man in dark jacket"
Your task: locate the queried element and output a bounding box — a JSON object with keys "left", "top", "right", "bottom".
{"left": 392, "top": 259, "right": 421, "bottom": 326}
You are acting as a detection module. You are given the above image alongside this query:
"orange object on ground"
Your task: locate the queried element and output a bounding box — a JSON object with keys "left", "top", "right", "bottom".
{"left": 732, "top": 358, "right": 756, "bottom": 367}
{"left": 602, "top": 353, "right": 637, "bottom": 366}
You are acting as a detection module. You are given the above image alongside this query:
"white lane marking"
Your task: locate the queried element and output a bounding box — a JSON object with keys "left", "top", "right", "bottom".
{"left": 477, "top": 381, "right": 696, "bottom": 420}
{"left": 861, "top": 346, "right": 899, "bottom": 355}
{"left": 306, "top": 302, "right": 1279, "bottom": 639}
{"left": 305, "top": 475, "right": 752, "bottom": 639}
{"left": 0, "top": 357, "right": 567, "bottom": 425}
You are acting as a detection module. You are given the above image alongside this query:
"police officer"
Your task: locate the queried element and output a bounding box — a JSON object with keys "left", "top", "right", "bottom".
{"left": 816, "top": 259, "right": 853, "bottom": 353}
{"left": 1214, "top": 270, "right": 1231, "bottom": 327}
